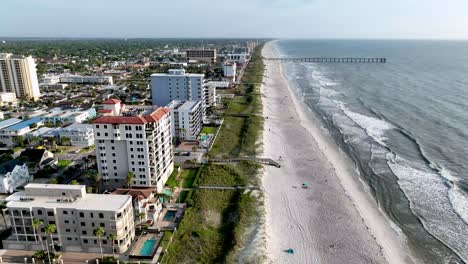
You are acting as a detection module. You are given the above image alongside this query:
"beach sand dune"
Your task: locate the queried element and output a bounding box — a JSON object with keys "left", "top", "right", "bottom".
{"left": 261, "top": 42, "right": 414, "bottom": 264}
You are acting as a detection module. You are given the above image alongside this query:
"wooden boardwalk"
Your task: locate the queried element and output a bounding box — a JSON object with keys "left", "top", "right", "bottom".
{"left": 206, "top": 157, "right": 281, "bottom": 168}
{"left": 264, "top": 57, "right": 386, "bottom": 63}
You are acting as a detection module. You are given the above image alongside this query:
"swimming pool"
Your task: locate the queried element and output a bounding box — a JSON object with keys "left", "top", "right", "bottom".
{"left": 163, "top": 210, "right": 176, "bottom": 221}
{"left": 139, "top": 239, "right": 157, "bottom": 256}
{"left": 201, "top": 135, "right": 209, "bottom": 141}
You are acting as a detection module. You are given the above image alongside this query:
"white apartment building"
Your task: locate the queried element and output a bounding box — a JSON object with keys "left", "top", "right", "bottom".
{"left": 0, "top": 160, "right": 31, "bottom": 194}
{"left": 222, "top": 61, "right": 237, "bottom": 82}
{"left": 37, "top": 107, "right": 97, "bottom": 126}
{"left": 185, "top": 49, "right": 216, "bottom": 64}
{"left": 4, "top": 184, "right": 135, "bottom": 253}
{"left": 59, "top": 124, "right": 94, "bottom": 147}
{"left": 0, "top": 92, "right": 17, "bottom": 106}
{"left": 151, "top": 69, "right": 209, "bottom": 110}
{"left": 93, "top": 103, "right": 174, "bottom": 192}
{"left": 59, "top": 74, "right": 113, "bottom": 85}
{"left": 226, "top": 53, "right": 249, "bottom": 64}
{"left": 0, "top": 53, "right": 41, "bottom": 100}
{"left": 167, "top": 100, "right": 203, "bottom": 141}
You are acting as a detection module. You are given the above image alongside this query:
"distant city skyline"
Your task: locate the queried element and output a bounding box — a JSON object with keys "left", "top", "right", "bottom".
{"left": 2, "top": 0, "right": 468, "bottom": 39}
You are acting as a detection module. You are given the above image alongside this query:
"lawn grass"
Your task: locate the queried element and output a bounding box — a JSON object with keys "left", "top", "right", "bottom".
{"left": 165, "top": 168, "right": 180, "bottom": 188}
{"left": 78, "top": 145, "right": 95, "bottom": 154}
{"left": 181, "top": 168, "right": 198, "bottom": 188}
{"left": 57, "top": 159, "right": 72, "bottom": 168}
{"left": 178, "top": 190, "right": 189, "bottom": 203}
{"left": 201, "top": 126, "right": 217, "bottom": 134}
{"left": 209, "top": 117, "right": 244, "bottom": 157}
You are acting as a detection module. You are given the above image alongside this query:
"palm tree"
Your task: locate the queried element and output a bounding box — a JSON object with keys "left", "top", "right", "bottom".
{"left": 32, "top": 219, "right": 44, "bottom": 250}
{"left": 107, "top": 233, "right": 117, "bottom": 258}
{"left": 45, "top": 224, "right": 56, "bottom": 264}
{"left": 94, "top": 227, "right": 105, "bottom": 259}
{"left": 0, "top": 202, "right": 8, "bottom": 228}
{"left": 125, "top": 172, "right": 134, "bottom": 188}
{"left": 138, "top": 212, "right": 146, "bottom": 231}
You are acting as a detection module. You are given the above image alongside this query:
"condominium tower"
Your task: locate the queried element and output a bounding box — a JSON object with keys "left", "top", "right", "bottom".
{"left": 4, "top": 184, "right": 135, "bottom": 253}
{"left": 93, "top": 100, "right": 174, "bottom": 192}
{"left": 0, "top": 53, "right": 40, "bottom": 100}
{"left": 151, "top": 69, "right": 207, "bottom": 108}
{"left": 186, "top": 49, "right": 216, "bottom": 64}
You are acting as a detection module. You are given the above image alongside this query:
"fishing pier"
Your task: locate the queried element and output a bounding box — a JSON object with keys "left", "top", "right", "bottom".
{"left": 264, "top": 57, "right": 387, "bottom": 63}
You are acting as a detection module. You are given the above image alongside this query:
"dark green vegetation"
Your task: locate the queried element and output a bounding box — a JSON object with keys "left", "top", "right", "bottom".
{"left": 162, "top": 44, "right": 265, "bottom": 263}
{"left": 209, "top": 45, "right": 265, "bottom": 157}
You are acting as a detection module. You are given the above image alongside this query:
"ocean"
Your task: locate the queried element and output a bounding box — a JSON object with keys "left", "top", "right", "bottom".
{"left": 272, "top": 39, "right": 468, "bottom": 264}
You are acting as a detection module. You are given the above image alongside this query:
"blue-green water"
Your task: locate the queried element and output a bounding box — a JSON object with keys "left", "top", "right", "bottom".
{"left": 273, "top": 39, "right": 468, "bottom": 263}
{"left": 163, "top": 210, "right": 176, "bottom": 221}
{"left": 139, "top": 239, "right": 157, "bottom": 256}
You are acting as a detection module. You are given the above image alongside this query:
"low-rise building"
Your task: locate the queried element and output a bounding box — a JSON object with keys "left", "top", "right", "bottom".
{"left": 59, "top": 123, "right": 94, "bottom": 147}
{"left": 0, "top": 92, "right": 17, "bottom": 106}
{"left": 59, "top": 74, "right": 113, "bottom": 85}
{"left": 4, "top": 184, "right": 135, "bottom": 253}
{"left": 0, "top": 117, "right": 44, "bottom": 146}
{"left": 38, "top": 107, "right": 96, "bottom": 126}
{"left": 0, "top": 160, "right": 31, "bottom": 194}
{"left": 112, "top": 187, "right": 162, "bottom": 224}
{"left": 167, "top": 100, "right": 203, "bottom": 141}
{"left": 18, "top": 148, "right": 57, "bottom": 173}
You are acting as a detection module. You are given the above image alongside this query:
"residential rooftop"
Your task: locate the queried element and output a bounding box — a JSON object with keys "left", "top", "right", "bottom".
{"left": 93, "top": 106, "right": 170, "bottom": 125}
{"left": 0, "top": 118, "right": 22, "bottom": 130}
{"left": 5, "top": 117, "right": 42, "bottom": 131}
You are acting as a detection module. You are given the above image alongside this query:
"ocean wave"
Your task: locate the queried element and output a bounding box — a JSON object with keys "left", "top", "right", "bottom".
{"left": 339, "top": 103, "right": 395, "bottom": 146}
{"left": 387, "top": 157, "right": 468, "bottom": 262}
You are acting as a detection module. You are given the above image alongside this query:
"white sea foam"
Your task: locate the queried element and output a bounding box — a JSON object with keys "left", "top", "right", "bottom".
{"left": 449, "top": 186, "right": 468, "bottom": 225}
{"left": 339, "top": 104, "right": 395, "bottom": 146}
{"left": 387, "top": 157, "right": 468, "bottom": 261}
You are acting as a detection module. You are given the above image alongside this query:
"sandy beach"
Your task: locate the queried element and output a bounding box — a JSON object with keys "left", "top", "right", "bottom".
{"left": 261, "top": 42, "right": 414, "bottom": 264}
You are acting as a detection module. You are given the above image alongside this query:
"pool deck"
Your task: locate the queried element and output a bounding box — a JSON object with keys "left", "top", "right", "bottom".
{"left": 128, "top": 233, "right": 163, "bottom": 262}
{"left": 153, "top": 203, "right": 185, "bottom": 231}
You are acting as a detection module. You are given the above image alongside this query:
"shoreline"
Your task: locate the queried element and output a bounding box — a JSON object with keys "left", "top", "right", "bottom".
{"left": 261, "top": 42, "right": 415, "bottom": 263}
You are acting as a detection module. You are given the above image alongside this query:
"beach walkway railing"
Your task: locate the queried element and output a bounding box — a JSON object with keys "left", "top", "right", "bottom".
{"left": 197, "top": 185, "right": 261, "bottom": 190}
{"left": 205, "top": 157, "right": 281, "bottom": 168}
{"left": 264, "top": 57, "right": 387, "bottom": 63}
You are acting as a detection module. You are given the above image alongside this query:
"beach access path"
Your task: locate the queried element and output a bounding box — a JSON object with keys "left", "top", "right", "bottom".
{"left": 261, "top": 42, "right": 414, "bottom": 264}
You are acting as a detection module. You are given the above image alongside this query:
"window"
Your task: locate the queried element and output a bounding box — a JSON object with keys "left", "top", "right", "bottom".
{"left": 79, "top": 212, "right": 84, "bottom": 217}
{"left": 96, "top": 125, "right": 100, "bottom": 129}
{"left": 99, "top": 213, "right": 104, "bottom": 219}
{"left": 67, "top": 237, "right": 72, "bottom": 241}
{"left": 83, "top": 239, "right": 88, "bottom": 244}
{"left": 80, "top": 222, "right": 85, "bottom": 227}
{"left": 105, "top": 133, "right": 108, "bottom": 137}
{"left": 97, "top": 132, "right": 101, "bottom": 136}
{"left": 100, "top": 223, "right": 105, "bottom": 227}
{"left": 104, "top": 125, "right": 107, "bottom": 129}
{"left": 82, "top": 230, "right": 87, "bottom": 235}
{"left": 65, "top": 229, "right": 71, "bottom": 232}
{"left": 90, "top": 213, "right": 94, "bottom": 218}
{"left": 64, "top": 220, "right": 69, "bottom": 224}
{"left": 37, "top": 210, "right": 43, "bottom": 215}
{"left": 47, "top": 211, "right": 54, "bottom": 217}
{"left": 63, "top": 210, "right": 68, "bottom": 215}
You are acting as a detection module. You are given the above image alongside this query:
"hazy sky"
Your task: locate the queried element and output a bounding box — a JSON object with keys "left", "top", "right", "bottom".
{"left": 2, "top": 0, "right": 468, "bottom": 39}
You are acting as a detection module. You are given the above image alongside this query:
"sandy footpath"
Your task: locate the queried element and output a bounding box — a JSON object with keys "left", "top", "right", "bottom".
{"left": 261, "top": 42, "right": 414, "bottom": 264}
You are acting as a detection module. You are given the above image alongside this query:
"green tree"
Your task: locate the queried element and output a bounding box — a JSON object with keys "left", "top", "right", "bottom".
{"left": 49, "top": 178, "right": 58, "bottom": 184}
{"left": 45, "top": 224, "right": 56, "bottom": 263}
{"left": 12, "top": 136, "right": 25, "bottom": 147}
{"left": 107, "top": 233, "right": 117, "bottom": 257}
{"left": 125, "top": 171, "right": 134, "bottom": 188}
{"left": 94, "top": 227, "right": 105, "bottom": 259}
{"left": 138, "top": 212, "right": 146, "bottom": 231}
{"left": 32, "top": 219, "right": 45, "bottom": 250}
{"left": 69, "top": 180, "right": 79, "bottom": 185}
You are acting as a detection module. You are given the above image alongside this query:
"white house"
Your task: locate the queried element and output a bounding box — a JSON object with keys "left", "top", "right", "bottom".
{"left": 0, "top": 160, "right": 31, "bottom": 194}
{"left": 59, "top": 123, "right": 94, "bottom": 147}
{"left": 0, "top": 117, "right": 44, "bottom": 146}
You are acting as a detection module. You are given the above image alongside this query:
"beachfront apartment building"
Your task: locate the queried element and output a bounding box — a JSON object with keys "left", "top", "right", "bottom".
{"left": 225, "top": 53, "right": 249, "bottom": 64}
{"left": 3, "top": 184, "right": 135, "bottom": 254}
{"left": 0, "top": 53, "right": 41, "bottom": 100}
{"left": 59, "top": 123, "right": 94, "bottom": 147}
{"left": 93, "top": 102, "right": 174, "bottom": 192}
{"left": 167, "top": 100, "right": 203, "bottom": 141}
{"left": 222, "top": 61, "right": 237, "bottom": 82}
{"left": 151, "top": 69, "right": 212, "bottom": 111}
{"left": 186, "top": 49, "right": 216, "bottom": 64}
{"left": 59, "top": 74, "right": 113, "bottom": 85}
{"left": 0, "top": 117, "right": 44, "bottom": 146}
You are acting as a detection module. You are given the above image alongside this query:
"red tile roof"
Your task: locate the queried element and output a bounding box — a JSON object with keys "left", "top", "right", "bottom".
{"left": 97, "top": 109, "right": 113, "bottom": 113}
{"left": 112, "top": 188, "right": 155, "bottom": 201}
{"left": 102, "top": 98, "right": 121, "bottom": 105}
{"left": 92, "top": 107, "right": 170, "bottom": 125}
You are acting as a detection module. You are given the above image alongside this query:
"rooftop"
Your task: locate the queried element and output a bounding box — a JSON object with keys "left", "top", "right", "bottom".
{"left": 112, "top": 187, "right": 155, "bottom": 201}
{"left": 151, "top": 69, "right": 204, "bottom": 77}
{"left": 93, "top": 107, "right": 170, "bottom": 125}
{"left": 167, "top": 100, "right": 201, "bottom": 112}
{"left": 6, "top": 184, "right": 131, "bottom": 211}
{"left": 102, "top": 98, "right": 121, "bottom": 105}
{"left": 0, "top": 118, "right": 22, "bottom": 130}
{"left": 5, "top": 117, "right": 42, "bottom": 131}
